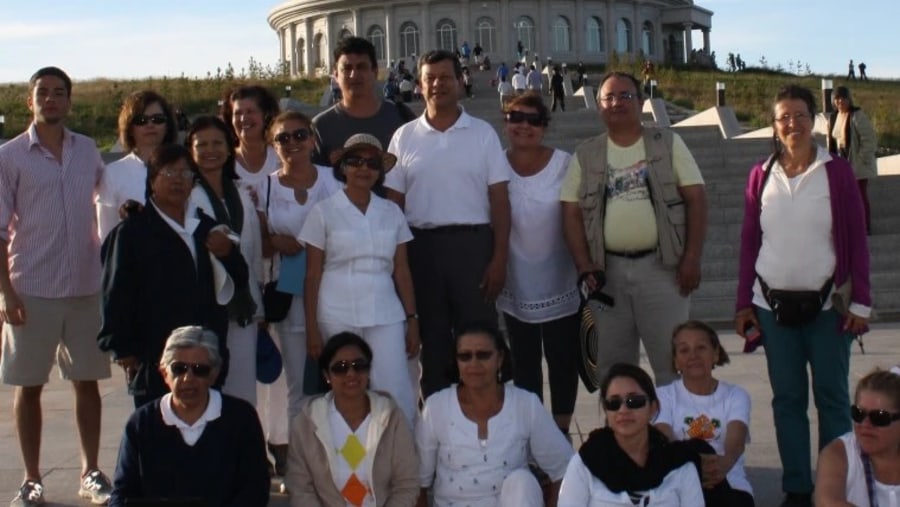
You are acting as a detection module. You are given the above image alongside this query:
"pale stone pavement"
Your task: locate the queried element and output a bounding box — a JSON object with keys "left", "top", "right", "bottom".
{"left": 1, "top": 324, "right": 898, "bottom": 506}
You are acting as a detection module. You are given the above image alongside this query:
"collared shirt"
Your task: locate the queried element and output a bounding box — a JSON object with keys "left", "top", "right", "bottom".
{"left": 0, "top": 124, "right": 103, "bottom": 298}
{"left": 151, "top": 200, "right": 200, "bottom": 265}
{"left": 386, "top": 108, "right": 510, "bottom": 229}
{"left": 160, "top": 389, "right": 223, "bottom": 446}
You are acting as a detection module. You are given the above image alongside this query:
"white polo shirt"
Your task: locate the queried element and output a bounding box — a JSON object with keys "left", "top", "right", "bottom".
{"left": 385, "top": 109, "right": 510, "bottom": 229}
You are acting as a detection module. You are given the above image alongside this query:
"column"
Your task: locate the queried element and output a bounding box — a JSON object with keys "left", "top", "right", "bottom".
{"left": 702, "top": 28, "right": 710, "bottom": 54}
{"left": 385, "top": 6, "right": 395, "bottom": 65}
{"left": 289, "top": 24, "right": 298, "bottom": 76}
{"left": 682, "top": 22, "right": 693, "bottom": 64}
{"left": 632, "top": 2, "right": 640, "bottom": 58}
{"left": 420, "top": 0, "right": 431, "bottom": 55}
{"left": 304, "top": 18, "right": 314, "bottom": 76}
{"left": 538, "top": 0, "right": 547, "bottom": 59}
{"left": 574, "top": 0, "right": 584, "bottom": 60}
{"left": 460, "top": 0, "right": 470, "bottom": 50}
{"left": 500, "top": 0, "right": 509, "bottom": 61}
{"left": 606, "top": 2, "right": 615, "bottom": 59}
{"left": 352, "top": 9, "right": 361, "bottom": 37}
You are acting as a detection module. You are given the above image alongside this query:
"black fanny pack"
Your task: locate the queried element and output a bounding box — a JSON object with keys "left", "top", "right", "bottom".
{"left": 759, "top": 276, "right": 833, "bottom": 327}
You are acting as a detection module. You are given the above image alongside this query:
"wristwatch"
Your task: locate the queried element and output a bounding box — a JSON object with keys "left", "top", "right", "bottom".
{"left": 406, "top": 313, "right": 419, "bottom": 320}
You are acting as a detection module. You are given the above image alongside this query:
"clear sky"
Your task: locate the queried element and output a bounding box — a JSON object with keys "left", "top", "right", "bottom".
{"left": 0, "top": 0, "right": 897, "bottom": 84}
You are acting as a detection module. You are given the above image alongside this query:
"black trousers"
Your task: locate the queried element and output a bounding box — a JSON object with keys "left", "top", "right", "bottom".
{"left": 683, "top": 439, "right": 756, "bottom": 507}
{"left": 504, "top": 312, "right": 580, "bottom": 416}
{"left": 408, "top": 225, "right": 498, "bottom": 398}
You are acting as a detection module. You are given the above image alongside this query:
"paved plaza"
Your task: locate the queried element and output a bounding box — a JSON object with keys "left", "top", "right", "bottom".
{"left": 1, "top": 324, "right": 898, "bottom": 506}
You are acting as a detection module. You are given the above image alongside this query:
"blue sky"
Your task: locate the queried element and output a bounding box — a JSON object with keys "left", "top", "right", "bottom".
{"left": 0, "top": 0, "right": 897, "bottom": 83}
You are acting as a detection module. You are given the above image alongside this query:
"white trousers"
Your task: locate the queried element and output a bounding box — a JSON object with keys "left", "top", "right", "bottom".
{"left": 499, "top": 469, "right": 544, "bottom": 507}
{"left": 319, "top": 320, "right": 417, "bottom": 427}
{"left": 274, "top": 312, "right": 308, "bottom": 421}
{"left": 256, "top": 329, "right": 289, "bottom": 445}
{"left": 221, "top": 320, "right": 258, "bottom": 405}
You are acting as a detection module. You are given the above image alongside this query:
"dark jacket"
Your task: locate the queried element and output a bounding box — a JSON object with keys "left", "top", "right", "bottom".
{"left": 98, "top": 204, "right": 248, "bottom": 399}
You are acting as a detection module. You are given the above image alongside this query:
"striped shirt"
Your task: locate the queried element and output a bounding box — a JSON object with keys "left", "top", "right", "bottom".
{"left": 0, "top": 124, "right": 103, "bottom": 298}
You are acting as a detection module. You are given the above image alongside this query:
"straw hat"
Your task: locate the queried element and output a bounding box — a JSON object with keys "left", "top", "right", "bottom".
{"left": 328, "top": 133, "right": 397, "bottom": 172}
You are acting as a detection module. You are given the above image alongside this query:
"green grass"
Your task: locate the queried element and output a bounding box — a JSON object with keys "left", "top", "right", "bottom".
{"left": 1, "top": 65, "right": 898, "bottom": 154}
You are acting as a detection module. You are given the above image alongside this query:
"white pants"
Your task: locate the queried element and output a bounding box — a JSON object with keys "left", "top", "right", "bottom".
{"left": 499, "top": 469, "right": 544, "bottom": 507}
{"left": 275, "top": 296, "right": 308, "bottom": 420}
{"left": 319, "top": 321, "right": 417, "bottom": 427}
{"left": 221, "top": 320, "right": 258, "bottom": 405}
{"left": 256, "top": 329, "right": 289, "bottom": 445}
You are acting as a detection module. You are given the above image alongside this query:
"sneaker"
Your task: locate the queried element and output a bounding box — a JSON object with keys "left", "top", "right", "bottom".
{"left": 10, "top": 480, "right": 44, "bottom": 506}
{"left": 78, "top": 470, "right": 113, "bottom": 505}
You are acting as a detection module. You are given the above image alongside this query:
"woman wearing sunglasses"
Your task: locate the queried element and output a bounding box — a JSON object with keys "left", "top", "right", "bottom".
{"left": 558, "top": 362, "right": 703, "bottom": 506}
{"left": 110, "top": 326, "right": 270, "bottom": 507}
{"left": 497, "top": 92, "right": 580, "bottom": 439}
{"left": 99, "top": 144, "right": 249, "bottom": 408}
{"left": 416, "top": 323, "right": 572, "bottom": 507}
{"left": 299, "top": 133, "right": 419, "bottom": 426}
{"left": 815, "top": 366, "right": 900, "bottom": 506}
{"left": 257, "top": 112, "right": 342, "bottom": 422}
{"left": 654, "top": 321, "right": 754, "bottom": 506}
{"left": 285, "top": 332, "right": 419, "bottom": 507}
{"left": 97, "top": 90, "right": 177, "bottom": 240}
{"left": 185, "top": 116, "right": 264, "bottom": 407}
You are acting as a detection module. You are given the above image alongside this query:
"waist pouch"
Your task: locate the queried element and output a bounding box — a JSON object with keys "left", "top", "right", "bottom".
{"left": 759, "top": 276, "right": 833, "bottom": 327}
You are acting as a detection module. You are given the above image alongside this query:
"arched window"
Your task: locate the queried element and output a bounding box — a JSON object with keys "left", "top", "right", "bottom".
{"left": 367, "top": 25, "right": 385, "bottom": 62}
{"left": 314, "top": 33, "right": 326, "bottom": 68}
{"left": 641, "top": 21, "right": 654, "bottom": 56}
{"left": 553, "top": 16, "right": 571, "bottom": 52}
{"left": 339, "top": 28, "right": 353, "bottom": 40}
{"left": 586, "top": 16, "right": 604, "bottom": 53}
{"left": 399, "top": 22, "right": 419, "bottom": 58}
{"left": 515, "top": 16, "right": 535, "bottom": 56}
{"left": 616, "top": 18, "right": 632, "bottom": 53}
{"left": 296, "top": 38, "right": 306, "bottom": 72}
{"left": 475, "top": 17, "right": 496, "bottom": 53}
{"left": 436, "top": 19, "right": 457, "bottom": 52}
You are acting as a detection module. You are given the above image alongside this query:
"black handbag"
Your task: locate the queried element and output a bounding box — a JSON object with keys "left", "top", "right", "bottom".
{"left": 262, "top": 177, "right": 292, "bottom": 323}
{"left": 759, "top": 276, "right": 833, "bottom": 327}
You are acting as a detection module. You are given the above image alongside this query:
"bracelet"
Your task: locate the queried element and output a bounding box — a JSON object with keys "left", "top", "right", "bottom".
{"left": 406, "top": 313, "right": 418, "bottom": 320}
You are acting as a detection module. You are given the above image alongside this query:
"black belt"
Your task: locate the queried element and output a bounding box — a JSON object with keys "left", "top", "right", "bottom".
{"left": 607, "top": 249, "right": 656, "bottom": 259}
{"left": 411, "top": 224, "right": 489, "bottom": 235}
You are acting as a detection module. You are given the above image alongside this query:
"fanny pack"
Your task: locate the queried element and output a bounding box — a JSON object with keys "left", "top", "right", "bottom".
{"left": 758, "top": 275, "right": 833, "bottom": 327}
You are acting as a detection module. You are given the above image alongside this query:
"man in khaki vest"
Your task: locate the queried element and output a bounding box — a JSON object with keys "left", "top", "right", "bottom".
{"left": 560, "top": 72, "right": 707, "bottom": 385}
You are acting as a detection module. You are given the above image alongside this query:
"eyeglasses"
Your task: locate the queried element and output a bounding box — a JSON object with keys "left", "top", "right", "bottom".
{"left": 343, "top": 156, "right": 383, "bottom": 171}
{"left": 456, "top": 350, "right": 495, "bottom": 362}
{"left": 169, "top": 362, "right": 213, "bottom": 378}
{"left": 159, "top": 168, "right": 194, "bottom": 180}
{"left": 774, "top": 112, "right": 812, "bottom": 124}
{"left": 599, "top": 92, "right": 637, "bottom": 104}
{"left": 851, "top": 405, "right": 900, "bottom": 427}
{"left": 505, "top": 111, "right": 545, "bottom": 127}
{"left": 329, "top": 358, "right": 372, "bottom": 375}
{"left": 603, "top": 395, "right": 649, "bottom": 411}
{"left": 132, "top": 114, "right": 168, "bottom": 126}
{"left": 273, "top": 128, "right": 311, "bottom": 145}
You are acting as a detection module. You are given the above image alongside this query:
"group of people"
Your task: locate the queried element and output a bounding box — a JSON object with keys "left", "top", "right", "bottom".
{"left": 0, "top": 31, "right": 892, "bottom": 507}
{"left": 847, "top": 59, "right": 869, "bottom": 81}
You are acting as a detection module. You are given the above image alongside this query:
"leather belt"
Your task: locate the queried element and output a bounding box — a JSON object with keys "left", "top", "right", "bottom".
{"left": 607, "top": 249, "right": 656, "bottom": 259}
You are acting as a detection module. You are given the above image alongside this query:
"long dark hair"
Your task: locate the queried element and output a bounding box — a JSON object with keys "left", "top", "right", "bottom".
{"left": 447, "top": 322, "right": 514, "bottom": 384}
{"left": 184, "top": 115, "right": 238, "bottom": 180}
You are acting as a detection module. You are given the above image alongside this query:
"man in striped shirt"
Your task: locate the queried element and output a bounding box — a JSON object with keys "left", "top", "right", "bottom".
{"left": 0, "top": 67, "right": 113, "bottom": 506}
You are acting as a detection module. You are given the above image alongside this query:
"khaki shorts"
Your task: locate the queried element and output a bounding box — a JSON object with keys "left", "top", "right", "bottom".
{"left": 1, "top": 293, "right": 111, "bottom": 386}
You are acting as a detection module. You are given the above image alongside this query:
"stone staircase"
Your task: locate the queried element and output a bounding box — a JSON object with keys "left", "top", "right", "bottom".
{"left": 426, "top": 65, "right": 900, "bottom": 322}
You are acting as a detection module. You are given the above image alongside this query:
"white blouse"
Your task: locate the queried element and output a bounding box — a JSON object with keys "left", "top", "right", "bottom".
{"left": 497, "top": 149, "right": 580, "bottom": 323}
{"left": 235, "top": 146, "right": 280, "bottom": 198}
{"left": 299, "top": 191, "right": 412, "bottom": 327}
{"left": 96, "top": 152, "right": 147, "bottom": 241}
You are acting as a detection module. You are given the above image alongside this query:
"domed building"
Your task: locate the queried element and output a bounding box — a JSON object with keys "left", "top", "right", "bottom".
{"left": 268, "top": 0, "right": 713, "bottom": 77}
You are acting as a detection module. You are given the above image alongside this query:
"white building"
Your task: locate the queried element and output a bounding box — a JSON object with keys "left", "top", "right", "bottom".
{"left": 268, "top": 0, "right": 713, "bottom": 77}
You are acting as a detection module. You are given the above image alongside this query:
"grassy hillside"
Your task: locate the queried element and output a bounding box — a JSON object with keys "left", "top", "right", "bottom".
{"left": 1, "top": 66, "right": 897, "bottom": 153}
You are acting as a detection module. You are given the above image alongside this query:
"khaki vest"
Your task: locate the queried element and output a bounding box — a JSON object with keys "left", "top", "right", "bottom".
{"left": 575, "top": 127, "right": 686, "bottom": 269}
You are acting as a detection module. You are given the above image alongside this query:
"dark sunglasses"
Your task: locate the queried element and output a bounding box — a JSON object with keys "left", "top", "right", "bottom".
{"left": 456, "top": 350, "right": 495, "bottom": 362}
{"left": 603, "top": 395, "right": 649, "bottom": 411}
{"left": 851, "top": 405, "right": 900, "bottom": 427}
{"left": 132, "top": 114, "right": 168, "bottom": 126}
{"left": 329, "top": 358, "right": 371, "bottom": 375}
{"left": 273, "top": 128, "right": 311, "bottom": 145}
{"left": 168, "top": 361, "right": 213, "bottom": 378}
{"left": 343, "top": 156, "right": 383, "bottom": 171}
{"left": 505, "top": 110, "right": 545, "bottom": 127}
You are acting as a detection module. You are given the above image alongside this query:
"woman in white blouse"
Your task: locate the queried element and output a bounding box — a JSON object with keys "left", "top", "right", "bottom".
{"left": 559, "top": 363, "right": 703, "bottom": 507}
{"left": 655, "top": 321, "right": 754, "bottom": 506}
{"left": 222, "top": 85, "right": 281, "bottom": 198}
{"left": 416, "top": 323, "right": 573, "bottom": 507}
{"left": 300, "top": 133, "right": 420, "bottom": 426}
{"left": 96, "top": 90, "right": 177, "bottom": 240}
{"left": 497, "top": 92, "right": 580, "bottom": 437}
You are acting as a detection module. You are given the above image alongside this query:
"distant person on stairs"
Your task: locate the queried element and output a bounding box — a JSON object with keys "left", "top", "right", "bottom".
{"left": 550, "top": 66, "right": 565, "bottom": 112}
{"left": 827, "top": 86, "right": 877, "bottom": 235}
{"left": 560, "top": 71, "right": 707, "bottom": 388}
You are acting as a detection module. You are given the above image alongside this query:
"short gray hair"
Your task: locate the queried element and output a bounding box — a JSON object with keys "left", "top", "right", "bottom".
{"left": 159, "top": 326, "right": 222, "bottom": 369}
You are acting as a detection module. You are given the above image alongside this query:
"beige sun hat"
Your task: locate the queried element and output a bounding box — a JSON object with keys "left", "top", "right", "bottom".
{"left": 328, "top": 133, "right": 398, "bottom": 172}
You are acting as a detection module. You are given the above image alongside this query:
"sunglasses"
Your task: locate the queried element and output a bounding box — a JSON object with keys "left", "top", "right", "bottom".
{"left": 343, "top": 156, "right": 383, "bottom": 171}
{"left": 132, "top": 114, "right": 168, "bottom": 126}
{"left": 273, "top": 128, "right": 311, "bottom": 145}
{"left": 329, "top": 358, "right": 371, "bottom": 375}
{"left": 505, "top": 110, "right": 545, "bottom": 127}
{"left": 168, "top": 362, "right": 213, "bottom": 378}
{"left": 603, "top": 395, "right": 649, "bottom": 411}
{"left": 851, "top": 405, "right": 900, "bottom": 427}
{"left": 456, "top": 350, "right": 495, "bottom": 362}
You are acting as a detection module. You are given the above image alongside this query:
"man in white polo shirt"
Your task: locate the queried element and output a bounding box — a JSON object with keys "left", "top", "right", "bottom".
{"left": 386, "top": 50, "right": 511, "bottom": 398}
